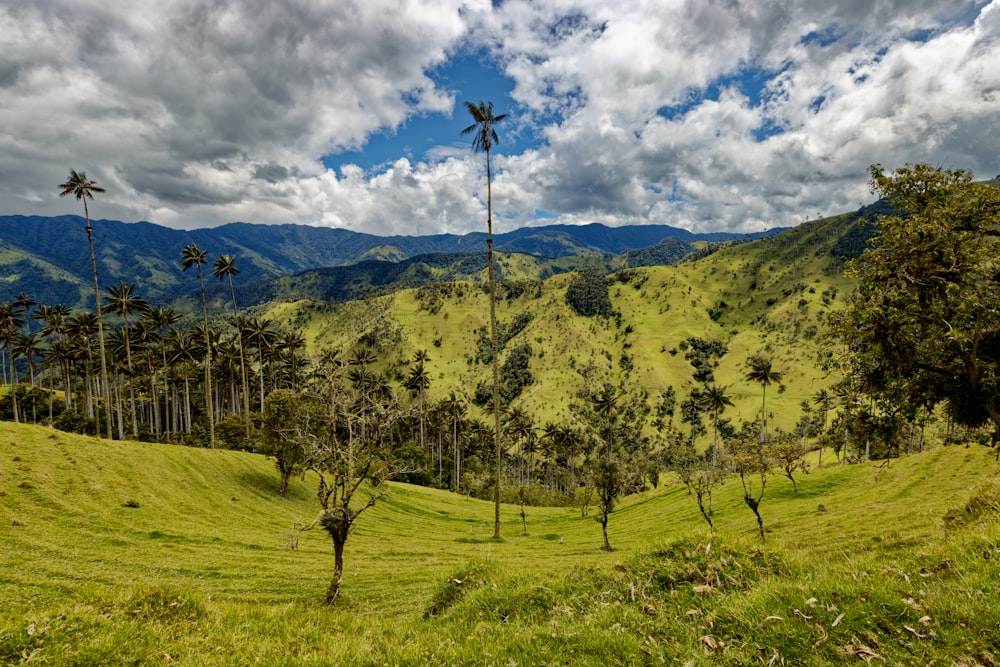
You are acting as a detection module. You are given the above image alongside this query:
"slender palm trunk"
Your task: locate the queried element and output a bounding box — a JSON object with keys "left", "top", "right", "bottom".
{"left": 486, "top": 147, "right": 502, "bottom": 539}
{"left": 196, "top": 271, "right": 215, "bottom": 447}
{"left": 83, "top": 199, "right": 113, "bottom": 438}
{"left": 759, "top": 385, "right": 767, "bottom": 444}
{"left": 8, "top": 351, "right": 18, "bottom": 424}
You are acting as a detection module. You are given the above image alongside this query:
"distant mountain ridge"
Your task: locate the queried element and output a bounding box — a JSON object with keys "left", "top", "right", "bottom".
{"left": 0, "top": 215, "right": 778, "bottom": 307}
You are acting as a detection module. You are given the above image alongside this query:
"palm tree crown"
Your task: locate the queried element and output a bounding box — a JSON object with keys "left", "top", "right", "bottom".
{"left": 58, "top": 169, "right": 106, "bottom": 213}
{"left": 461, "top": 101, "right": 507, "bottom": 153}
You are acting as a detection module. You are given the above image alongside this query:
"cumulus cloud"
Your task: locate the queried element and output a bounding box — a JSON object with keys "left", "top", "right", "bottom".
{"left": 1, "top": 0, "right": 998, "bottom": 234}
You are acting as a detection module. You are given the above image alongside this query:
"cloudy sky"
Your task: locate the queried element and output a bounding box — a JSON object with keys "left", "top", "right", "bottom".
{"left": 2, "top": 0, "right": 998, "bottom": 235}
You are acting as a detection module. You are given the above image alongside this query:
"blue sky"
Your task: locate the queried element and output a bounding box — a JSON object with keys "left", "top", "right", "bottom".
{"left": 323, "top": 52, "right": 530, "bottom": 175}
{"left": 1, "top": 0, "right": 998, "bottom": 235}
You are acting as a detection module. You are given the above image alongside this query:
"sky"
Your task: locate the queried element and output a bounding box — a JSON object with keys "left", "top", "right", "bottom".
{"left": 1, "top": 0, "right": 998, "bottom": 236}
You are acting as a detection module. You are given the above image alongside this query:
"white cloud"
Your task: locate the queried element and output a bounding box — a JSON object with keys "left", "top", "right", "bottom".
{"left": 1, "top": 0, "right": 997, "bottom": 235}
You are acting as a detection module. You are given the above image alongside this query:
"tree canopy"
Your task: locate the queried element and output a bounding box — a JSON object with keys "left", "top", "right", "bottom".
{"left": 833, "top": 163, "right": 1000, "bottom": 449}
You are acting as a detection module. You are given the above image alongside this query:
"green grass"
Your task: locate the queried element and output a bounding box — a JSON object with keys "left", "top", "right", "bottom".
{"left": 2, "top": 423, "right": 999, "bottom": 664}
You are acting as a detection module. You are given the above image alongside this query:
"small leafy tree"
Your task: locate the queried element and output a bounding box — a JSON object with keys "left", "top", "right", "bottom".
{"left": 261, "top": 389, "right": 317, "bottom": 494}
{"left": 691, "top": 465, "right": 723, "bottom": 531}
{"left": 727, "top": 424, "right": 770, "bottom": 539}
{"left": 592, "top": 459, "right": 622, "bottom": 551}
{"left": 768, "top": 429, "right": 809, "bottom": 493}
{"left": 294, "top": 369, "right": 408, "bottom": 603}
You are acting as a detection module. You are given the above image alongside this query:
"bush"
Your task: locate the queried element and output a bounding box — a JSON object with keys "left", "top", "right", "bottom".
{"left": 53, "top": 409, "right": 97, "bottom": 436}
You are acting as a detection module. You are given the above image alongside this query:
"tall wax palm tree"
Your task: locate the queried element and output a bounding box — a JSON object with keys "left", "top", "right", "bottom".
{"left": 14, "top": 294, "right": 35, "bottom": 333}
{"left": 103, "top": 282, "right": 148, "bottom": 438}
{"left": 36, "top": 304, "right": 70, "bottom": 420}
{"left": 13, "top": 332, "right": 43, "bottom": 422}
{"left": 67, "top": 312, "right": 105, "bottom": 434}
{"left": 279, "top": 329, "right": 306, "bottom": 391}
{"left": 745, "top": 353, "right": 783, "bottom": 445}
{"left": 812, "top": 388, "right": 832, "bottom": 466}
{"left": 246, "top": 317, "right": 279, "bottom": 411}
{"left": 144, "top": 306, "right": 181, "bottom": 437}
{"left": 214, "top": 254, "right": 251, "bottom": 438}
{"left": 590, "top": 384, "right": 621, "bottom": 460}
{"left": 443, "top": 391, "right": 467, "bottom": 491}
{"left": 59, "top": 169, "right": 113, "bottom": 437}
{"left": 462, "top": 100, "right": 507, "bottom": 538}
{"left": 699, "top": 384, "right": 734, "bottom": 467}
{"left": 181, "top": 243, "right": 215, "bottom": 447}
{"left": 404, "top": 357, "right": 431, "bottom": 456}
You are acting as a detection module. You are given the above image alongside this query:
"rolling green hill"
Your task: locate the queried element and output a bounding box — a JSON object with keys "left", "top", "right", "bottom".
{"left": 2, "top": 422, "right": 997, "bottom": 664}
{"left": 256, "top": 207, "right": 875, "bottom": 440}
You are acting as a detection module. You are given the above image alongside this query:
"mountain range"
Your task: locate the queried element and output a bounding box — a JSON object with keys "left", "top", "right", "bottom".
{"left": 0, "top": 215, "right": 779, "bottom": 308}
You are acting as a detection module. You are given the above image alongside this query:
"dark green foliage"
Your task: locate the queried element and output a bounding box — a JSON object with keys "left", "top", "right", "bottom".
{"left": 620, "top": 237, "right": 693, "bottom": 267}
{"left": 261, "top": 389, "right": 324, "bottom": 494}
{"left": 683, "top": 337, "right": 727, "bottom": 384}
{"left": 52, "top": 409, "right": 96, "bottom": 436}
{"left": 499, "top": 343, "right": 534, "bottom": 404}
{"left": 475, "top": 312, "right": 533, "bottom": 365}
{"left": 565, "top": 266, "right": 613, "bottom": 317}
{"left": 834, "top": 164, "right": 1000, "bottom": 449}
{"left": 828, "top": 200, "right": 897, "bottom": 261}
{"left": 475, "top": 343, "right": 534, "bottom": 405}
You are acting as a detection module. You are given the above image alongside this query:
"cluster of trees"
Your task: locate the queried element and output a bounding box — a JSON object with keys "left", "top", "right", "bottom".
{"left": 0, "top": 171, "right": 309, "bottom": 447}
{"left": 0, "top": 277, "right": 312, "bottom": 447}
{"left": 830, "top": 164, "right": 1000, "bottom": 459}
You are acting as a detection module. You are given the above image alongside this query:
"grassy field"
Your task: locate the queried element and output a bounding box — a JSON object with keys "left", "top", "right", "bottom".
{"left": 2, "top": 422, "right": 999, "bottom": 665}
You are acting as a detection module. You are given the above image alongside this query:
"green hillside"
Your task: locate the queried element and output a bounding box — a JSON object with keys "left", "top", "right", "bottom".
{"left": 260, "top": 211, "right": 865, "bottom": 440}
{"left": 2, "top": 422, "right": 998, "bottom": 664}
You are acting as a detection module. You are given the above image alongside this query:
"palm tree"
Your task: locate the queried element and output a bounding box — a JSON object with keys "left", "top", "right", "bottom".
{"left": 443, "top": 391, "right": 467, "bottom": 491}
{"left": 67, "top": 312, "right": 101, "bottom": 432}
{"left": 404, "top": 357, "right": 431, "bottom": 456}
{"left": 745, "top": 353, "right": 783, "bottom": 444}
{"left": 13, "top": 332, "right": 43, "bottom": 422}
{"left": 278, "top": 329, "right": 306, "bottom": 391}
{"left": 14, "top": 294, "right": 35, "bottom": 333}
{"left": 181, "top": 243, "right": 215, "bottom": 447}
{"left": 699, "top": 384, "right": 734, "bottom": 467}
{"left": 462, "top": 99, "right": 507, "bottom": 538}
{"left": 590, "top": 383, "right": 621, "bottom": 460}
{"left": 812, "top": 389, "right": 832, "bottom": 466}
{"left": 245, "top": 317, "right": 279, "bottom": 411}
{"left": 103, "top": 282, "right": 148, "bottom": 438}
{"left": 59, "top": 169, "right": 113, "bottom": 437}
{"left": 144, "top": 305, "right": 181, "bottom": 437}
{"left": 35, "top": 304, "right": 71, "bottom": 420}
{"left": 0, "top": 302, "right": 25, "bottom": 422}
{"left": 214, "top": 254, "right": 251, "bottom": 438}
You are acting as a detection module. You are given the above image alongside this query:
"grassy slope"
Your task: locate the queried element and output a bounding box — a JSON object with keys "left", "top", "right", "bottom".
{"left": 2, "top": 423, "right": 998, "bottom": 664}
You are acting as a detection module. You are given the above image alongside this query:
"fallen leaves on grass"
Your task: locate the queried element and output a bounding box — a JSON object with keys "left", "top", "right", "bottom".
{"left": 845, "top": 638, "right": 882, "bottom": 662}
